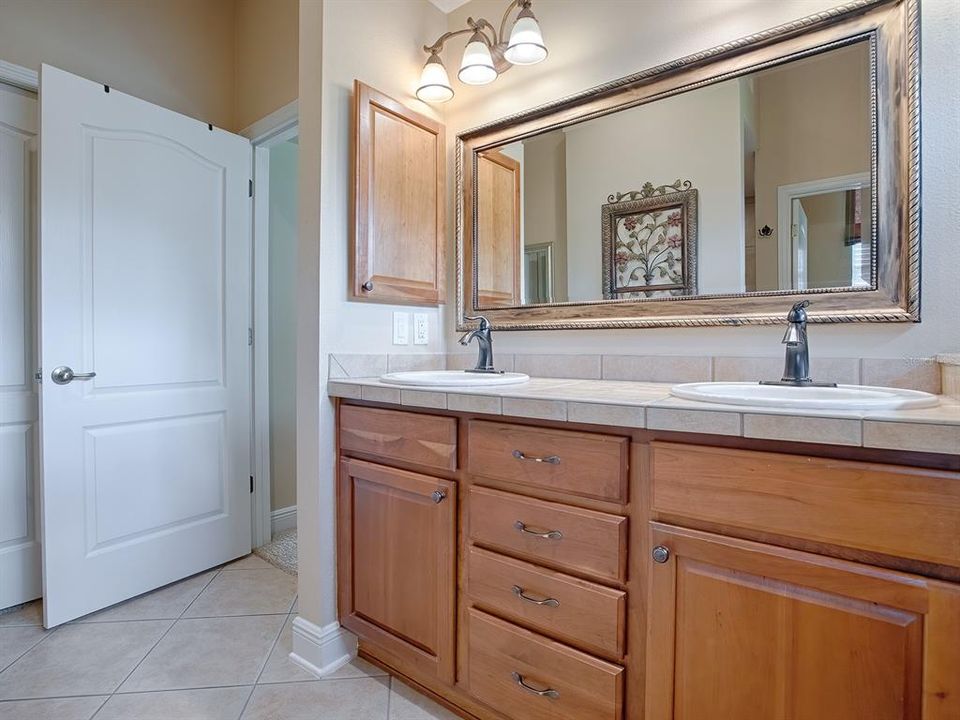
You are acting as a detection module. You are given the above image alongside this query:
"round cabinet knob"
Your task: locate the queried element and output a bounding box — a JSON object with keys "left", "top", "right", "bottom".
{"left": 652, "top": 545, "right": 671, "bottom": 564}
{"left": 431, "top": 490, "right": 446, "bottom": 504}
{"left": 361, "top": 281, "right": 374, "bottom": 292}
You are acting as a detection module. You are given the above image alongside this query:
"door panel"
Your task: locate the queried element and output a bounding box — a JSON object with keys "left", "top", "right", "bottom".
{"left": 338, "top": 458, "right": 457, "bottom": 684}
{"left": 0, "top": 82, "right": 39, "bottom": 610}
{"left": 39, "top": 65, "right": 252, "bottom": 627}
{"left": 646, "top": 522, "right": 959, "bottom": 720}
{"left": 87, "top": 130, "right": 225, "bottom": 390}
{"left": 476, "top": 150, "right": 520, "bottom": 307}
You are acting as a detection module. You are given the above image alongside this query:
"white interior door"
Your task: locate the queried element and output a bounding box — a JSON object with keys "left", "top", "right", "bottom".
{"left": 39, "top": 65, "right": 253, "bottom": 627}
{"left": 791, "top": 198, "right": 809, "bottom": 290}
{"left": 0, "top": 82, "right": 40, "bottom": 611}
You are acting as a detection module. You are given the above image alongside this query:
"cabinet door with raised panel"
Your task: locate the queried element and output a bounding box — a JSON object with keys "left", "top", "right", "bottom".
{"left": 352, "top": 81, "right": 445, "bottom": 305}
{"left": 476, "top": 150, "right": 520, "bottom": 307}
{"left": 645, "top": 523, "right": 960, "bottom": 720}
{"left": 338, "top": 458, "right": 457, "bottom": 683}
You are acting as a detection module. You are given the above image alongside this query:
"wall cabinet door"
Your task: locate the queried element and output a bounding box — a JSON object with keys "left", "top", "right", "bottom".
{"left": 645, "top": 522, "right": 960, "bottom": 720}
{"left": 352, "top": 81, "right": 445, "bottom": 305}
{"left": 476, "top": 150, "right": 520, "bottom": 307}
{"left": 338, "top": 458, "right": 457, "bottom": 683}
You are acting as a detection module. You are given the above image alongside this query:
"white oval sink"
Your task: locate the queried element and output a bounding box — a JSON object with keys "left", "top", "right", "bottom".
{"left": 671, "top": 382, "right": 939, "bottom": 410}
{"left": 380, "top": 370, "right": 530, "bottom": 388}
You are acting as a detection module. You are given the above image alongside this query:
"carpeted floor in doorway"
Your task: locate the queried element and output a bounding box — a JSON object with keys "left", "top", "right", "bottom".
{"left": 254, "top": 527, "right": 298, "bottom": 574}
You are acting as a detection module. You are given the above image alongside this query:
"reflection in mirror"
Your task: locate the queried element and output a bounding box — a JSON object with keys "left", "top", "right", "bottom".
{"left": 473, "top": 40, "right": 873, "bottom": 309}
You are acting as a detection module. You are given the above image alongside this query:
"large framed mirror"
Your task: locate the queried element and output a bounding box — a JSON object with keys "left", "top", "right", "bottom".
{"left": 457, "top": 0, "right": 919, "bottom": 330}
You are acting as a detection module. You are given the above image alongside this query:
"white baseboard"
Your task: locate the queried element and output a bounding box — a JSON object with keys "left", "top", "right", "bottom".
{"left": 271, "top": 505, "right": 297, "bottom": 534}
{"left": 290, "top": 616, "right": 357, "bottom": 678}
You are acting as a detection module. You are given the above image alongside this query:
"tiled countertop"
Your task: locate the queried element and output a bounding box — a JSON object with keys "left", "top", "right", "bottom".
{"left": 328, "top": 376, "right": 960, "bottom": 456}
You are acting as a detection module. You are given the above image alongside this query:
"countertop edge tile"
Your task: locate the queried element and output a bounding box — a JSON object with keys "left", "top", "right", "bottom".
{"left": 743, "top": 413, "right": 862, "bottom": 447}
{"left": 326, "top": 377, "right": 960, "bottom": 454}
{"left": 400, "top": 389, "right": 448, "bottom": 410}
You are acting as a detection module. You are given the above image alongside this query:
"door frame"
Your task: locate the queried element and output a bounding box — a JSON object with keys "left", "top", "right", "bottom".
{"left": 775, "top": 172, "right": 870, "bottom": 289}
{"left": 241, "top": 100, "right": 298, "bottom": 548}
{"left": 0, "top": 60, "right": 38, "bottom": 92}
{"left": 0, "top": 61, "right": 40, "bottom": 611}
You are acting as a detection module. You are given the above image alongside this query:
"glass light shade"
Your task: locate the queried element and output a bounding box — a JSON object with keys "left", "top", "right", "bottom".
{"left": 416, "top": 54, "right": 454, "bottom": 103}
{"left": 458, "top": 35, "right": 498, "bottom": 85}
{"left": 504, "top": 11, "right": 547, "bottom": 65}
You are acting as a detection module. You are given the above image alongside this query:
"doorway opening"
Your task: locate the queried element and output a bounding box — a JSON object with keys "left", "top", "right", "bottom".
{"left": 249, "top": 106, "right": 299, "bottom": 567}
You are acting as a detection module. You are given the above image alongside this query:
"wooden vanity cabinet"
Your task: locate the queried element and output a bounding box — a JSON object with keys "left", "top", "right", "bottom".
{"left": 645, "top": 523, "right": 960, "bottom": 720}
{"left": 337, "top": 458, "right": 457, "bottom": 683}
{"left": 336, "top": 401, "right": 960, "bottom": 720}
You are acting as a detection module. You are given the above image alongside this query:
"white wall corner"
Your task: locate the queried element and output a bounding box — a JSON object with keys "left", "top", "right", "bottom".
{"left": 270, "top": 505, "right": 297, "bottom": 534}
{"left": 290, "top": 616, "right": 357, "bottom": 678}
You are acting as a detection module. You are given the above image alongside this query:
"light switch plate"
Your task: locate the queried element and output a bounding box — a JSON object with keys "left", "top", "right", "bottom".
{"left": 393, "top": 312, "right": 410, "bottom": 345}
{"left": 413, "top": 313, "right": 429, "bottom": 345}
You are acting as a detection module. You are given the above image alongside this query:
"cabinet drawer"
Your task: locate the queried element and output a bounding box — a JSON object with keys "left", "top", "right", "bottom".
{"left": 340, "top": 405, "right": 457, "bottom": 471}
{"left": 466, "top": 608, "right": 624, "bottom": 720}
{"left": 468, "top": 420, "right": 628, "bottom": 503}
{"left": 466, "top": 546, "right": 626, "bottom": 659}
{"left": 469, "top": 486, "right": 627, "bottom": 583}
{"left": 651, "top": 442, "right": 960, "bottom": 567}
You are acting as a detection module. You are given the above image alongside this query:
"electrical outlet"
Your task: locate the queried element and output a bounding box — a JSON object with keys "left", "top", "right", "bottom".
{"left": 413, "top": 313, "right": 429, "bottom": 345}
{"left": 392, "top": 312, "right": 410, "bottom": 345}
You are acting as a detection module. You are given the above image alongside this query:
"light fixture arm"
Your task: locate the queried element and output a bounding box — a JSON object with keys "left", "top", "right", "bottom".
{"left": 467, "top": 17, "right": 499, "bottom": 46}
{"left": 423, "top": 0, "right": 532, "bottom": 55}
{"left": 423, "top": 27, "right": 476, "bottom": 56}
{"left": 498, "top": 0, "right": 530, "bottom": 45}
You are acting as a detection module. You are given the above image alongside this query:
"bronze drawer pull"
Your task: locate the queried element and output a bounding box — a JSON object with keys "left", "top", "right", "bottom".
{"left": 511, "top": 585, "right": 560, "bottom": 607}
{"left": 511, "top": 672, "right": 559, "bottom": 699}
{"left": 512, "top": 450, "right": 560, "bottom": 465}
{"left": 514, "top": 521, "right": 563, "bottom": 540}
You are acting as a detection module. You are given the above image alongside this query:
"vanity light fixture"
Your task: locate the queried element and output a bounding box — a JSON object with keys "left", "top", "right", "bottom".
{"left": 415, "top": 0, "right": 547, "bottom": 103}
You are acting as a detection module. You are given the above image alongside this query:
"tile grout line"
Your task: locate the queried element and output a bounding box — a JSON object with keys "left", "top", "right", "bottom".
{"left": 386, "top": 674, "right": 393, "bottom": 720}
{"left": 0, "top": 620, "right": 59, "bottom": 676}
{"left": 235, "top": 599, "right": 293, "bottom": 719}
{"left": 88, "top": 567, "right": 222, "bottom": 719}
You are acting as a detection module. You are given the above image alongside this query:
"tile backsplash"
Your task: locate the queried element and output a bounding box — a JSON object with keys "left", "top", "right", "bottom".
{"left": 329, "top": 353, "right": 945, "bottom": 394}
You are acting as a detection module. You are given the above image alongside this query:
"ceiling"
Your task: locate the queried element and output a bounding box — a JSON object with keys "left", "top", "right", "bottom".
{"left": 427, "top": 0, "right": 470, "bottom": 12}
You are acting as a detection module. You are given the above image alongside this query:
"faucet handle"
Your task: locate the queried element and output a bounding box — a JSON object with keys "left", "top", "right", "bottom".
{"left": 787, "top": 300, "right": 810, "bottom": 323}
{"left": 463, "top": 315, "right": 491, "bottom": 330}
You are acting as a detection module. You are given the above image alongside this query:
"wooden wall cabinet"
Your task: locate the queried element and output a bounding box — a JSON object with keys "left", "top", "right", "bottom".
{"left": 351, "top": 81, "right": 445, "bottom": 305}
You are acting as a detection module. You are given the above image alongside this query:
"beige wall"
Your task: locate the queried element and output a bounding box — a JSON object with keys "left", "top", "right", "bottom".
{"left": 268, "top": 140, "right": 299, "bottom": 511}
{"left": 0, "top": 0, "right": 237, "bottom": 129}
{"left": 234, "top": 0, "right": 299, "bottom": 130}
{"left": 522, "top": 131, "right": 567, "bottom": 302}
{"left": 0, "top": 0, "right": 299, "bottom": 131}
{"left": 295, "top": 0, "right": 448, "bottom": 643}
{"left": 318, "top": 0, "right": 448, "bottom": 356}
{"left": 752, "top": 43, "right": 871, "bottom": 290}
{"left": 563, "top": 80, "right": 744, "bottom": 299}
{"left": 445, "top": 0, "right": 960, "bottom": 359}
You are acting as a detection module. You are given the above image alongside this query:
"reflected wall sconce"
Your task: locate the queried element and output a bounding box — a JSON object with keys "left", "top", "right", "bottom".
{"left": 416, "top": 0, "right": 547, "bottom": 103}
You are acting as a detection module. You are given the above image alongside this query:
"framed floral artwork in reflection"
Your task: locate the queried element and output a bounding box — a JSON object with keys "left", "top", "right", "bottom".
{"left": 601, "top": 180, "right": 698, "bottom": 299}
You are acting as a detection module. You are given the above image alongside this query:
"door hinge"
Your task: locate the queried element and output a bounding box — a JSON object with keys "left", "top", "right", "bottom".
{"left": 250, "top": 476, "right": 254, "bottom": 494}
{"left": 248, "top": 327, "right": 254, "bottom": 346}
{"left": 33, "top": 368, "right": 42, "bottom": 384}
{"left": 248, "top": 179, "right": 253, "bottom": 197}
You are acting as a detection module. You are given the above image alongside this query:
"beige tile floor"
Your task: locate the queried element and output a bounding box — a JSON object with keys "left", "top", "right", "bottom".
{"left": 0, "top": 555, "right": 457, "bottom": 720}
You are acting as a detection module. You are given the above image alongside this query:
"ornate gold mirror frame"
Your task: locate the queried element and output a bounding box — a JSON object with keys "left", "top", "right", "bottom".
{"left": 456, "top": 0, "right": 919, "bottom": 330}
